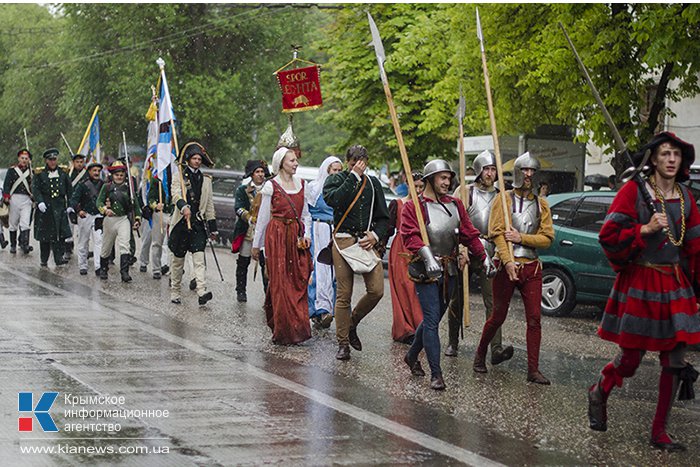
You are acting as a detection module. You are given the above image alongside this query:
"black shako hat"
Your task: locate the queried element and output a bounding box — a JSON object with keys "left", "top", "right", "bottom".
{"left": 244, "top": 159, "right": 270, "bottom": 179}
{"left": 71, "top": 153, "right": 86, "bottom": 161}
{"left": 42, "top": 148, "right": 59, "bottom": 159}
{"left": 634, "top": 131, "right": 695, "bottom": 182}
{"left": 180, "top": 141, "right": 214, "bottom": 167}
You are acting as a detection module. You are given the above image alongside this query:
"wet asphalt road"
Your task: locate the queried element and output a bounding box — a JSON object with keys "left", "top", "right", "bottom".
{"left": 0, "top": 240, "right": 698, "bottom": 466}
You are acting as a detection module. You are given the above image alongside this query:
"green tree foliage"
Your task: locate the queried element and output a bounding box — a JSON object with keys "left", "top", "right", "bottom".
{"left": 318, "top": 4, "right": 700, "bottom": 174}
{"left": 0, "top": 4, "right": 70, "bottom": 160}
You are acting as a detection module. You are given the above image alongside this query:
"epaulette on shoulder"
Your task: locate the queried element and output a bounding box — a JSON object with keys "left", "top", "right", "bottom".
{"left": 33, "top": 167, "right": 45, "bottom": 175}
{"left": 60, "top": 165, "right": 70, "bottom": 174}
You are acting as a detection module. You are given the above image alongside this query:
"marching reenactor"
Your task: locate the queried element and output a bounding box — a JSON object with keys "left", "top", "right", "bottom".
{"left": 3, "top": 149, "right": 34, "bottom": 254}
{"left": 445, "top": 150, "right": 514, "bottom": 365}
{"left": 400, "top": 160, "right": 489, "bottom": 390}
{"left": 64, "top": 153, "right": 89, "bottom": 261}
{"left": 233, "top": 159, "right": 269, "bottom": 302}
{"left": 68, "top": 161, "right": 104, "bottom": 276}
{"left": 32, "top": 148, "right": 72, "bottom": 267}
{"left": 588, "top": 132, "right": 700, "bottom": 451}
{"left": 96, "top": 161, "right": 141, "bottom": 282}
{"left": 169, "top": 141, "right": 218, "bottom": 306}
{"left": 473, "top": 152, "right": 554, "bottom": 385}
{"left": 146, "top": 167, "right": 173, "bottom": 280}
{"left": 323, "top": 145, "right": 389, "bottom": 361}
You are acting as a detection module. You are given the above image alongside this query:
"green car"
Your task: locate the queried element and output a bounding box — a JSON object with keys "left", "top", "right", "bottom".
{"left": 539, "top": 191, "right": 617, "bottom": 317}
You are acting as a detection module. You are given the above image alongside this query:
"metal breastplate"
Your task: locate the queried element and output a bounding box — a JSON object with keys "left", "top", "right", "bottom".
{"left": 468, "top": 186, "right": 496, "bottom": 235}
{"left": 511, "top": 194, "right": 539, "bottom": 259}
{"left": 426, "top": 200, "right": 460, "bottom": 275}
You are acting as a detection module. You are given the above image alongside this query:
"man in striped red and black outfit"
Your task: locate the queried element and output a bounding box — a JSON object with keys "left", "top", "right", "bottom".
{"left": 589, "top": 132, "right": 700, "bottom": 452}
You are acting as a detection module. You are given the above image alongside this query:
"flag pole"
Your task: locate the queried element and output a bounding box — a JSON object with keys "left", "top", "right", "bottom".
{"left": 77, "top": 105, "right": 99, "bottom": 156}
{"left": 23, "top": 128, "right": 32, "bottom": 173}
{"left": 157, "top": 58, "right": 190, "bottom": 230}
{"left": 476, "top": 8, "right": 514, "bottom": 260}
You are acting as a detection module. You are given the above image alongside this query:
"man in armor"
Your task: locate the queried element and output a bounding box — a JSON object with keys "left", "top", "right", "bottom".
{"left": 473, "top": 152, "right": 554, "bottom": 385}
{"left": 445, "top": 150, "right": 514, "bottom": 365}
{"left": 323, "top": 145, "right": 389, "bottom": 361}
{"left": 401, "top": 159, "right": 490, "bottom": 390}
{"left": 233, "top": 159, "right": 269, "bottom": 302}
{"left": 68, "top": 161, "right": 104, "bottom": 276}
{"left": 588, "top": 132, "right": 700, "bottom": 451}
{"left": 169, "top": 142, "right": 218, "bottom": 306}
{"left": 64, "top": 153, "right": 88, "bottom": 261}
{"left": 3, "top": 149, "right": 34, "bottom": 254}
{"left": 96, "top": 161, "right": 141, "bottom": 282}
{"left": 32, "top": 148, "right": 72, "bottom": 267}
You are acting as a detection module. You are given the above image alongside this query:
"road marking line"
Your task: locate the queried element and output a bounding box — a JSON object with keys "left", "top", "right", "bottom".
{"left": 2, "top": 264, "right": 504, "bottom": 466}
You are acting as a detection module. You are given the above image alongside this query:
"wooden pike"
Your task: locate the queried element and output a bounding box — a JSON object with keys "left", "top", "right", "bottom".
{"left": 367, "top": 12, "right": 430, "bottom": 247}
{"left": 476, "top": 8, "right": 514, "bottom": 260}
{"left": 456, "top": 87, "right": 470, "bottom": 327}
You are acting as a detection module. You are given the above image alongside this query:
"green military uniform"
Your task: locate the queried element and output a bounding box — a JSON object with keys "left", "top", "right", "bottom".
{"left": 32, "top": 148, "right": 72, "bottom": 266}
{"left": 96, "top": 161, "right": 141, "bottom": 282}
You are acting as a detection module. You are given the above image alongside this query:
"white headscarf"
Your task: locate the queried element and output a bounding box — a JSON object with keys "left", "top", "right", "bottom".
{"left": 306, "top": 155, "right": 342, "bottom": 207}
{"left": 271, "top": 147, "right": 290, "bottom": 176}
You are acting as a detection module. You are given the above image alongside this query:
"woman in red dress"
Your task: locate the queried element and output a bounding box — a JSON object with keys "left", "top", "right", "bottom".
{"left": 252, "top": 147, "right": 312, "bottom": 345}
{"left": 386, "top": 172, "right": 424, "bottom": 343}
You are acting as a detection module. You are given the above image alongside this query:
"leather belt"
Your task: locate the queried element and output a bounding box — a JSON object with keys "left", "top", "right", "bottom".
{"left": 272, "top": 216, "right": 296, "bottom": 225}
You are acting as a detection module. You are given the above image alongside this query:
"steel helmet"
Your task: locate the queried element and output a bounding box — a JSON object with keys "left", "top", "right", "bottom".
{"left": 512, "top": 152, "right": 540, "bottom": 189}
{"left": 422, "top": 159, "right": 456, "bottom": 181}
{"left": 473, "top": 150, "right": 497, "bottom": 182}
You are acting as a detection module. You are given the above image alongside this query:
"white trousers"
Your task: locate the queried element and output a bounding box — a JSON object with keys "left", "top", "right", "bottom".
{"left": 8, "top": 194, "right": 32, "bottom": 231}
{"left": 311, "top": 220, "right": 335, "bottom": 314}
{"left": 101, "top": 216, "right": 131, "bottom": 258}
{"left": 77, "top": 214, "right": 103, "bottom": 271}
{"left": 138, "top": 213, "right": 171, "bottom": 270}
{"left": 170, "top": 251, "right": 206, "bottom": 299}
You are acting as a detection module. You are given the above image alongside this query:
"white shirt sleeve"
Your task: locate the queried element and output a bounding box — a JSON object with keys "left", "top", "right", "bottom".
{"left": 252, "top": 182, "right": 274, "bottom": 250}
{"left": 301, "top": 197, "right": 312, "bottom": 239}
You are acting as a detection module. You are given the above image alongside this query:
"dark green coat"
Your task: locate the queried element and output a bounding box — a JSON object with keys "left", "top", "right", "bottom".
{"left": 32, "top": 167, "right": 72, "bottom": 242}
{"left": 147, "top": 177, "right": 173, "bottom": 214}
{"left": 323, "top": 171, "right": 389, "bottom": 240}
{"left": 232, "top": 183, "right": 257, "bottom": 239}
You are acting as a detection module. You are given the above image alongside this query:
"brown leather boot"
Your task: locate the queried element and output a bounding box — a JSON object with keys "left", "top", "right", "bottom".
{"left": 588, "top": 381, "right": 608, "bottom": 431}
{"left": 473, "top": 353, "right": 487, "bottom": 373}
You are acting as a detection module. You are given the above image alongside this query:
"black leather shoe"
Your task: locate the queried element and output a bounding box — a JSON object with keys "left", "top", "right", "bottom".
{"left": 237, "top": 292, "right": 247, "bottom": 303}
{"left": 161, "top": 265, "right": 169, "bottom": 275}
{"left": 588, "top": 383, "right": 608, "bottom": 432}
{"left": 336, "top": 344, "right": 350, "bottom": 360}
{"left": 527, "top": 371, "right": 551, "bottom": 385}
{"left": 348, "top": 327, "right": 362, "bottom": 351}
{"left": 80, "top": 269, "right": 87, "bottom": 275}
{"left": 189, "top": 278, "right": 197, "bottom": 291}
{"left": 198, "top": 291, "right": 213, "bottom": 306}
{"left": 444, "top": 343, "right": 458, "bottom": 357}
{"left": 403, "top": 354, "right": 426, "bottom": 377}
{"left": 491, "top": 345, "right": 514, "bottom": 365}
{"left": 473, "top": 354, "right": 488, "bottom": 373}
{"left": 153, "top": 271, "right": 161, "bottom": 279}
{"left": 651, "top": 435, "right": 686, "bottom": 452}
{"left": 95, "top": 268, "right": 100, "bottom": 277}
{"left": 139, "top": 265, "right": 147, "bottom": 273}
{"left": 171, "top": 298, "right": 182, "bottom": 305}
{"left": 430, "top": 376, "right": 446, "bottom": 390}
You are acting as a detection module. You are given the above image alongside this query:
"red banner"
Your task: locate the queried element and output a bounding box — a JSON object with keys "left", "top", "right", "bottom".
{"left": 276, "top": 65, "right": 323, "bottom": 113}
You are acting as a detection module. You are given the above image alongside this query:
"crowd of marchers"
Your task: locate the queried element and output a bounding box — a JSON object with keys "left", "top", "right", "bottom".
{"left": 2, "top": 128, "right": 700, "bottom": 453}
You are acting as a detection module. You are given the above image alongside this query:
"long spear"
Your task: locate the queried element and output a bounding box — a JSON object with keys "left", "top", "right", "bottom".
{"left": 476, "top": 8, "right": 514, "bottom": 261}
{"left": 456, "top": 88, "right": 470, "bottom": 327}
{"left": 558, "top": 22, "right": 657, "bottom": 215}
{"left": 60, "top": 132, "right": 75, "bottom": 156}
{"left": 368, "top": 12, "right": 440, "bottom": 279}
{"left": 22, "top": 128, "right": 33, "bottom": 174}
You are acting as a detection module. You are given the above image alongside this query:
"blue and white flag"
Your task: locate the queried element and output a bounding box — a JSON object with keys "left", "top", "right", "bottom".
{"left": 156, "top": 67, "right": 178, "bottom": 199}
